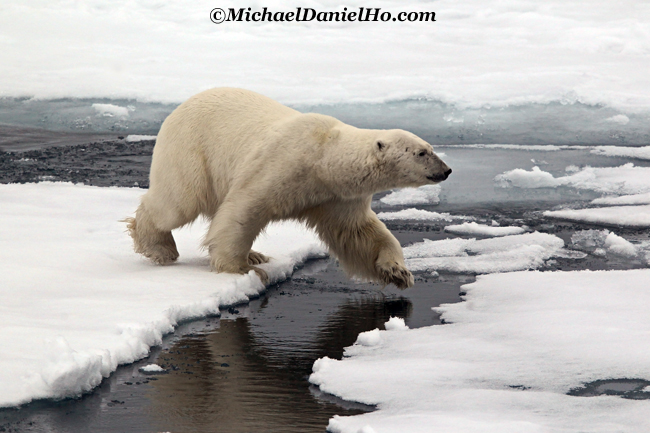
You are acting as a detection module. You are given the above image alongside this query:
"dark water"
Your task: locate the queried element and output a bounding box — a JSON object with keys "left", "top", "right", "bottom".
{"left": 0, "top": 258, "right": 466, "bottom": 433}
{"left": 569, "top": 379, "right": 650, "bottom": 400}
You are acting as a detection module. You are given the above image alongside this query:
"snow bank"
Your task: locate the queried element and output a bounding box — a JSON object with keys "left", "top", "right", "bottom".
{"left": 377, "top": 209, "right": 469, "bottom": 222}
{"left": 544, "top": 205, "right": 650, "bottom": 227}
{"left": 403, "top": 232, "right": 567, "bottom": 274}
{"left": 444, "top": 222, "right": 525, "bottom": 237}
{"left": 591, "top": 145, "right": 650, "bottom": 160}
{"left": 310, "top": 269, "right": 650, "bottom": 433}
{"left": 495, "top": 163, "right": 650, "bottom": 195}
{"left": 0, "top": 182, "right": 325, "bottom": 407}
{"left": 379, "top": 185, "right": 441, "bottom": 206}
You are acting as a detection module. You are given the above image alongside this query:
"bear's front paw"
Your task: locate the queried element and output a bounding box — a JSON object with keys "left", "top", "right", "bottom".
{"left": 376, "top": 261, "right": 414, "bottom": 290}
{"left": 248, "top": 250, "right": 270, "bottom": 265}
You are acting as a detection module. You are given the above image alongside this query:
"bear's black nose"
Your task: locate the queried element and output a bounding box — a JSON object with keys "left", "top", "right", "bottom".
{"left": 443, "top": 168, "right": 452, "bottom": 179}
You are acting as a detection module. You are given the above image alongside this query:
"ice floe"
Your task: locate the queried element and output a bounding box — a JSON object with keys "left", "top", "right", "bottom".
{"left": 571, "top": 229, "right": 640, "bottom": 258}
{"left": 495, "top": 163, "right": 650, "bottom": 195}
{"left": 379, "top": 185, "right": 441, "bottom": 206}
{"left": 444, "top": 222, "right": 525, "bottom": 237}
{"left": 0, "top": 182, "right": 325, "bottom": 407}
{"left": 403, "top": 232, "right": 567, "bottom": 274}
{"left": 310, "top": 269, "right": 650, "bottom": 433}
{"left": 544, "top": 205, "right": 650, "bottom": 227}
{"left": 377, "top": 209, "right": 469, "bottom": 222}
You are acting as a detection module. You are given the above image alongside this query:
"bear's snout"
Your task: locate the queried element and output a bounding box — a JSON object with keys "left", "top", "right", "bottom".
{"left": 443, "top": 168, "right": 452, "bottom": 179}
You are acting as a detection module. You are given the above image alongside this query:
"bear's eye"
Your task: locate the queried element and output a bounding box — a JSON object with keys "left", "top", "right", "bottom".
{"left": 418, "top": 150, "right": 427, "bottom": 157}
{"left": 377, "top": 141, "right": 384, "bottom": 150}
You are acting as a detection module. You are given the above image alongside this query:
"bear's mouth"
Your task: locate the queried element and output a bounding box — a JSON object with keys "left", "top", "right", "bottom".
{"left": 427, "top": 175, "right": 446, "bottom": 182}
{"left": 427, "top": 168, "right": 452, "bottom": 182}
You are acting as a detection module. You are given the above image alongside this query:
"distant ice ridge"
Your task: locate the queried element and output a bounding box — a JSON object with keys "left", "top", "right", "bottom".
{"left": 125, "top": 134, "right": 156, "bottom": 142}
{"left": 495, "top": 163, "right": 650, "bottom": 196}
{"left": 92, "top": 103, "right": 131, "bottom": 118}
{"left": 592, "top": 192, "right": 650, "bottom": 205}
{"left": 403, "top": 232, "right": 573, "bottom": 274}
{"left": 440, "top": 144, "right": 590, "bottom": 151}
{"left": 379, "top": 185, "right": 441, "bottom": 206}
{"left": 591, "top": 146, "right": 650, "bottom": 160}
{"left": 310, "top": 269, "right": 650, "bottom": 433}
{"left": 0, "top": 182, "right": 325, "bottom": 408}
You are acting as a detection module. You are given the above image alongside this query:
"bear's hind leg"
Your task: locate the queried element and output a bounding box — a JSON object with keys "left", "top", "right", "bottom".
{"left": 125, "top": 201, "right": 181, "bottom": 265}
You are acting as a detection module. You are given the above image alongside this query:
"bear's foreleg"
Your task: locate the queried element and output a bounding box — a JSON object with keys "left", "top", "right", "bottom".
{"left": 204, "top": 195, "right": 270, "bottom": 282}
{"left": 304, "top": 199, "right": 414, "bottom": 289}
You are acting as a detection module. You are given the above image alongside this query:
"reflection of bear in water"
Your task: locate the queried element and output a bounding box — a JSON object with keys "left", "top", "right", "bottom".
{"left": 125, "top": 88, "right": 451, "bottom": 289}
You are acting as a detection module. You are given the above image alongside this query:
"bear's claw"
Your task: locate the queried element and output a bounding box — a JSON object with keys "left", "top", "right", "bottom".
{"left": 377, "top": 261, "right": 414, "bottom": 290}
{"left": 248, "top": 250, "right": 270, "bottom": 265}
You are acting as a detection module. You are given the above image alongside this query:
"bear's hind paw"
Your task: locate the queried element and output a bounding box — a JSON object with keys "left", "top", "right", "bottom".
{"left": 143, "top": 245, "right": 179, "bottom": 265}
{"left": 377, "top": 261, "right": 414, "bottom": 290}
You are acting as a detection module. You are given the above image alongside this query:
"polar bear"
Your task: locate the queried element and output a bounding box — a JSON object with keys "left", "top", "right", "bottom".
{"left": 126, "top": 88, "right": 451, "bottom": 289}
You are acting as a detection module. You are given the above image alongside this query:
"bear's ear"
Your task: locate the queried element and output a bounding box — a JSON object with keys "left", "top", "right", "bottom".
{"left": 376, "top": 140, "right": 385, "bottom": 151}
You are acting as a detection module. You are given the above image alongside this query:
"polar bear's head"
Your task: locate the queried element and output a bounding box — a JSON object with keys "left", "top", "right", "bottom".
{"left": 374, "top": 130, "right": 452, "bottom": 188}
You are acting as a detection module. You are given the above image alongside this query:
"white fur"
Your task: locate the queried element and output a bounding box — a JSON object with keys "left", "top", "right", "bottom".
{"left": 126, "top": 88, "right": 451, "bottom": 289}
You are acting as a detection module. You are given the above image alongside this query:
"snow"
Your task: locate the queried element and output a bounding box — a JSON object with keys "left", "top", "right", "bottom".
{"left": 310, "top": 269, "right": 650, "bottom": 433}
{"left": 384, "top": 317, "right": 408, "bottom": 332}
{"left": 355, "top": 329, "right": 382, "bottom": 347}
{"left": 139, "top": 364, "right": 165, "bottom": 373}
{"left": 544, "top": 205, "right": 650, "bottom": 227}
{"left": 591, "top": 145, "right": 650, "bottom": 160}
{"left": 495, "top": 163, "right": 650, "bottom": 195}
{"left": 592, "top": 192, "right": 650, "bottom": 205}
{"left": 379, "top": 185, "right": 441, "bottom": 206}
{"left": 1, "top": 0, "right": 650, "bottom": 113}
{"left": 403, "top": 232, "right": 567, "bottom": 274}
{"left": 444, "top": 222, "right": 525, "bottom": 237}
{"left": 377, "top": 209, "right": 467, "bottom": 222}
{"left": 0, "top": 182, "right": 325, "bottom": 407}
